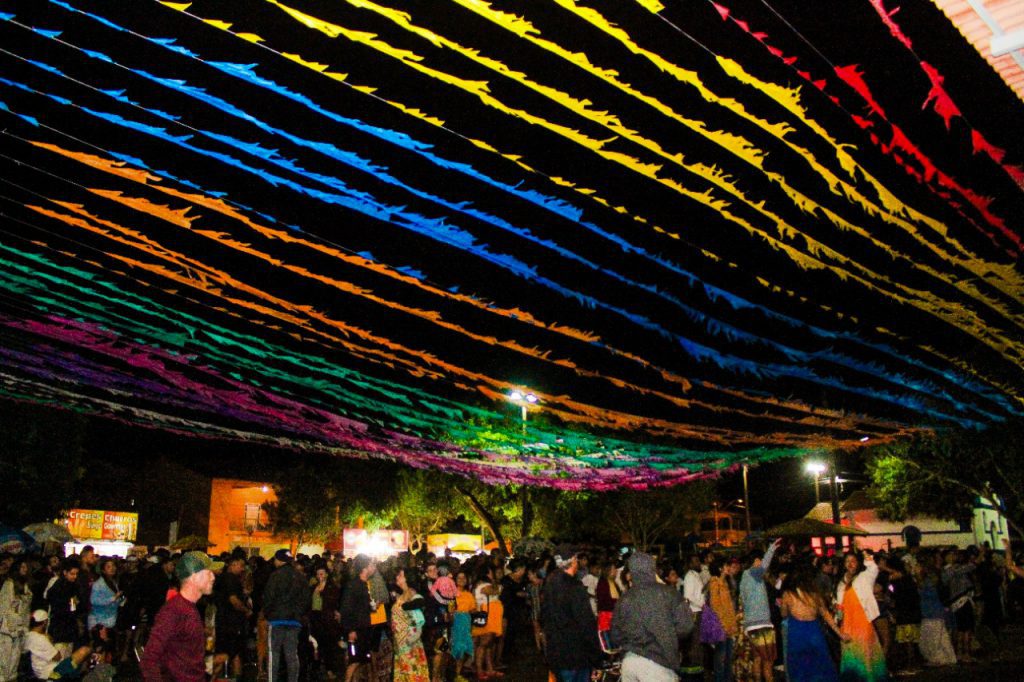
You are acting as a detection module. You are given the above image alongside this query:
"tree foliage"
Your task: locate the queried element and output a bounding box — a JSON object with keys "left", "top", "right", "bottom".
{"left": 388, "top": 468, "right": 459, "bottom": 550}
{"left": 600, "top": 481, "right": 714, "bottom": 550}
{"left": 264, "top": 457, "right": 397, "bottom": 545}
{"left": 864, "top": 419, "right": 1024, "bottom": 535}
{"left": 0, "top": 401, "right": 86, "bottom": 527}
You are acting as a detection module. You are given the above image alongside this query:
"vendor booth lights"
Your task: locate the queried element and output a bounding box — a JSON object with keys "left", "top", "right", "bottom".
{"left": 342, "top": 528, "right": 408, "bottom": 559}
{"left": 64, "top": 540, "right": 136, "bottom": 558}
{"left": 62, "top": 508, "right": 139, "bottom": 558}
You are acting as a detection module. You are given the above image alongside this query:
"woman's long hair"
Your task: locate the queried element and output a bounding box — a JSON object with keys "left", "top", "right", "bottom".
{"left": 99, "top": 558, "right": 119, "bottom": 594}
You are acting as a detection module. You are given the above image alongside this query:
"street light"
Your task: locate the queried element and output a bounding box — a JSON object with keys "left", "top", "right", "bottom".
{"left": 805, "top": 461, "right": 827, "bottom": 503}
{"left": 508, "top": 390, "right": 539, "bottom": 433}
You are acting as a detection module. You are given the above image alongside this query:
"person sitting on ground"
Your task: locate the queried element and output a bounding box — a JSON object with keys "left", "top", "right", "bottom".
{"left": 24, "top": 609, "right": 92, "bottom": 680}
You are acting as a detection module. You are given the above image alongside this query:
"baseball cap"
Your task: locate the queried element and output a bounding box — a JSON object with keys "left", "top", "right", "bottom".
{"left": 31, "top": 609, "right": 48, "bottom": 624}
{"left": 175, "top": 551, "right": 224, "bottom": 581}
{"left": 274, "top": 548, "right": 294, "bottom": 563}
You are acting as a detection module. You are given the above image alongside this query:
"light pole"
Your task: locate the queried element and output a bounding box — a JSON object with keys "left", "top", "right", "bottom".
{"left": 805, "top": 461, "right": 827, "bottom": 503}
{"left": 742, "top": 463, "right": 752, "bottom": 535}
{"left": 508, "top": 390, "right": 538, "bottom": 434}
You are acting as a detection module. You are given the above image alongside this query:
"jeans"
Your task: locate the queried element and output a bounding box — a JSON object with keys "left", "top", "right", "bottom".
{"left": 268, "top": 623, "right": 300, "bottom": 682}
{"left": 713, "top": 637, "right": 734, "bottom": 682}
{"left": 555, "top": 669, "right": 591, "bottom": 682}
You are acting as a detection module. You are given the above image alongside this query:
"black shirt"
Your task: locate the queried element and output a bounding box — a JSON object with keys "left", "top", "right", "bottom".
{"left": 215, "top": 571, "right": 247, "bottom": 629}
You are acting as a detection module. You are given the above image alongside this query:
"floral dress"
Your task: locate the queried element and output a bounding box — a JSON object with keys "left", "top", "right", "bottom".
{"left": 0, "top": 579, "right": 32, "bottom": 681}
{"left": 391, "top": 592, "right": 429, "bottom": 682}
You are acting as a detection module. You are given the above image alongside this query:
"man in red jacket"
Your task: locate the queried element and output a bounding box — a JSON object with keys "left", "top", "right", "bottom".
{"left": 140, "top": 552, "right": 223, "bottom": 682}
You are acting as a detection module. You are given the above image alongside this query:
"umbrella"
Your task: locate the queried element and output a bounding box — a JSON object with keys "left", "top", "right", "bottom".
{"left": 23, "top": 522, "right": 74, "bottom": 544}
{"left": 0, "top": 524, "right": 40, "bottom": 554}
{"left": 170, "top": 535, "right": 215, "bottom": 551}
{"left": 765, "top": 518, "right": 868, "bottom": 537}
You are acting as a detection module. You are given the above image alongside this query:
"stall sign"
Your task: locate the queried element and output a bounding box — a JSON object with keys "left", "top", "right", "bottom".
{"left": 65, "top": 509, "right": 138, "bottom": 541}
{"left": 341, "top": 528, "right": 408, "bottom": 558}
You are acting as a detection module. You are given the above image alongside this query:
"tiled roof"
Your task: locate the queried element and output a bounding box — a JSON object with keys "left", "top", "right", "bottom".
{"left": 933, "top": 0, "right": 1024, "bottom": 101}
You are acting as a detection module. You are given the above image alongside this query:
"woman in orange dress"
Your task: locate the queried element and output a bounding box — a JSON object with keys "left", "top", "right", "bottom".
{"left": 471, "top": 566, "right": 503, "bottom": 680}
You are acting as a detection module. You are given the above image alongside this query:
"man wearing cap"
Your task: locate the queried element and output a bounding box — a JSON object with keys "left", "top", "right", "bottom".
{"left": 541, "top": 545, "right": 602, "bottom": 682}
{"left": 140, "top": 551, "right": 223, "bottom": 682}
{"left": 24, "top": 609, "right": 92, "bottom": 680}
{"left": 262, "top": 549, "right": 310, "bottom": 682}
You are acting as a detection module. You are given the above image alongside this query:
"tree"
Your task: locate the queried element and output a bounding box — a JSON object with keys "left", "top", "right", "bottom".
{"left": 263, "top": 456, "right": 397, "bottom": 547}
{"left": 0, "top": 401, "right": 86, "bottom": 526}
{"left": 388, "top": 469, "right": 458, "bottom": 550}
{"left": 864, "top": 419, "right": 1024, "bottom": 536}
{"left": 600, "top": 481, "right": 714, "bottom": 550}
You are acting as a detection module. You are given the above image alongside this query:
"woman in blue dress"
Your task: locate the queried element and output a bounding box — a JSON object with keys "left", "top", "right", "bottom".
{"left": 781, "top": 568, "right": 848, "bottom": 682}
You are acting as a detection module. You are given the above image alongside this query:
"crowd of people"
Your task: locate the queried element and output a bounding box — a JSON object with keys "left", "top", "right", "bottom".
{"left": 1, "top": 537, "right": 1023, "bottom": 682}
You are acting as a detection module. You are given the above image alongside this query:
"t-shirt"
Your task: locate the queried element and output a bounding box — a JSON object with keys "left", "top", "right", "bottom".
{"left": 214, "top": 572, "right": 246, "bottom": 630}
{"left": 24, "top": 631, "right": 60, "bottom": 680}
{"left": 140, "top": 594, "right": 205, "bottom": 682}
{"left": 580, "top": 573, "right": 599, "bottom": 615}
{"left": 454, "top": 590, "right": 476, "bottom": 613}
{"left": 474, "top": 583, "right": 496, "bottom": 609}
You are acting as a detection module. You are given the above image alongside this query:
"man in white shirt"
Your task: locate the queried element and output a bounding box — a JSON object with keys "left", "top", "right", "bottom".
{"left": 578, "top": 554, "right": 599, "bottom": 615}
{"left": 680, "top": 555, "right": 706, "bottom": 681}
{"left": 23, "top": 610, "right": 91, "bottom": 680}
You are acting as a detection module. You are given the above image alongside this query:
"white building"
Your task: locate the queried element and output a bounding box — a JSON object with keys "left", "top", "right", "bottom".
{"left": 804, "top": 491, "right": 1009, "bottom": 551}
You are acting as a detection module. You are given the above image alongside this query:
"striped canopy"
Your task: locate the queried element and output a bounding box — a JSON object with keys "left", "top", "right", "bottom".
{"left": 0, "top": 0, "right": 1022, "bottom": 488}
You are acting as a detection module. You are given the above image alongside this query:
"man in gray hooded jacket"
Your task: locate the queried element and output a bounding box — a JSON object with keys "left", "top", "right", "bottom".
{"left": 611, "top": 551, "right": 694, "bottom": 682}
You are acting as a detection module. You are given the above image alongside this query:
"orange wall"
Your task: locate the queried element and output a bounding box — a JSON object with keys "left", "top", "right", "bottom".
{"left": 208, "top": 478, "right": 290, "bottom": 555}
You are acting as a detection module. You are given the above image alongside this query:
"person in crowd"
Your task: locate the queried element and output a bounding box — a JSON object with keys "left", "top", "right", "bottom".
{"left": 707, "top": 557, "right": 739, "bottom": 682}
{"left": 47, "top": 559, "right": 83, "bottom": 658}
{"left": 498, "top": 558, "right": 528, "bottom": 668}
{"left": 392, "top": 566, "right": 429, "bottom": 682}
{"left": 88, "top": 558, "right": 123, "bottom": 631}
{"left": 975, "top": 544, "right": 1005, "bottom": 648}
{"left": 813, "top": 557, "right": 839, "bottom": 618}
{"left": 24, "top": 609, "right": 92, "bottom": 681}
{"left": 594, "top": 562, "right": 619, "bottom": 633}
{"left": 941, "top": 548, "right": 977, "bottom": 663}
{"left": 309, "top": 562, "right": 342, "bottom": 679}
{"left": 780, "top": 568, "right": 845, "bottom": 682}
{"left": 1003, "top": 538, "right": 1024, "bottom": 579}
{"left": 526, "top": 562, "right": 545, "bottom": 652}
{"left": 680, "top": 553, "right": 707, "bottom": 680}
{"left": 916, "top": 552, "right": 956, "bottom": 667}
{"left": 540, "top": 545, "right": 601, "bottom": 682}
{"left": 883, "top": 557, "right": 921, "bottom": 674}
{"left": 117, "top": 556, "right": 145, "bottom": 663}
{"left": 140, "top": 551, "right": 222, "bottom": 682}
{"left": 577, "top": 554, "right": 598, "bottom": 616}
{"left": 32, "top": 556, "right": 61, "bottom": 611}
{"left": 871, "top": 576, "right": 892, "bottom": 665}
{"left": 610, "top": 551, "right": 693, "bottom": 682}
{"left": 262, "top": 549, "right": 310, "bottom": 682}
{"left": 421, "top": 561, "right": 450, "bottom": 682}
{"left": 836, "top": 551, "right": 888, "bottom": 681}
{"left": 215, "top": 554, "right": 253, "bottom": 679}
{"left": 471, "top": 565, "right": 502, "bottom": 680}
{"left": 74, "top": 548, "right": 98, "bottom": 637}
{"left": 137, "top": 554, "right": 175, "bottom": 636}
{"left": 0, "top": 558, "right": 32, "bottom": 682}
{"left": 367, "top": 559, "right": 393, "bottom": 680}
{"left": 450, "top": 571, "right": 476, "bottom": 681}
{"left": 739, "top": 540, "right": 781, "bottom": 682}
{"left": 340, "top": 555, "right": 374, "bottom": 682}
